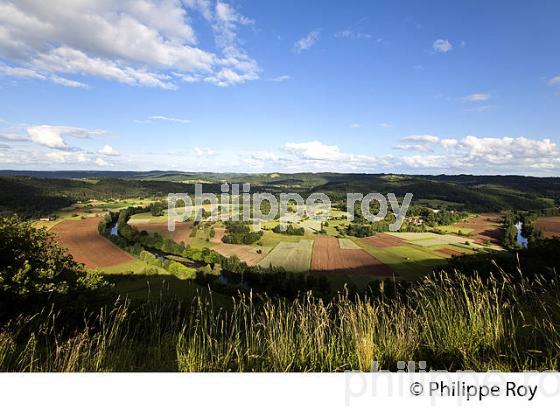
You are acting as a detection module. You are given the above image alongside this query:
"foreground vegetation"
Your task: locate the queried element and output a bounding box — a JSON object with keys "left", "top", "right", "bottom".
{"left": 1, "top": 268, "right": 559, "bottom": 372}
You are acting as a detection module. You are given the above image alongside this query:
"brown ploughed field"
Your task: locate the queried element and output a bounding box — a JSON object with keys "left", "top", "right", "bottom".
{"left": 311, "top": 236, "right": 396, "bottom": 276}
{"left": 130, "top": 222, "right": 193, "bottom": 244}
{"left": 437, "top": 248, "right": 465, "bottom": 257}
{"left": 361, "top": 233, "right": 406, "bottom": 248}
{"left": 534, "top": 216, "right": 560, "bottom": 239}
{"left": 454, "top": 213, "right": 504, "bottom": 244}
{"left": 51, "top": 217, "right": 133, "bottom": 268}
{"left": 212, "top": 243, "right": 266, "bottom": 266}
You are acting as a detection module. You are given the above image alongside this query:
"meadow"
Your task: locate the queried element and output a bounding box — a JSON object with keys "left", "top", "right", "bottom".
{"left": 1, "top": 270, "right": 559, "bottom": 372}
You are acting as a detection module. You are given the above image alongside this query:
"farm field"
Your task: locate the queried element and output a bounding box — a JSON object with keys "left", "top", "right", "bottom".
{"left": 258, "top": 229, "right": 315, "bottom": 247}
{"left": 258, "top": 240, "right": 314, "bottom": 272}
{"left": 211, "top": 243, "right": 270, "bottom": 266}
{"left": 534, "top": 216, "right": 560, "bottom": 239}
{"left": 452, "top": 213, "right": 504, "bottom": 244}
{"left": 362, "top": 232, "right": 407, "bottom": 247}
{"left": 129, "top": 221, "right": 193, "bottom": 244}
{"left": 357, "top": 239, "right": 446, "bottom": 280}
{"left": 300, "top": 219, "right": 322, "bottom": 233}
{"left": 128, "top": 211, "right": 169, "bottom": 224}
{"left": 100, "top": 259, "right": 168, "bottom": 275}
{"left": 50, "top": 217, "right": 133, "bottom": 268}
{"left": 338, "top": 238, "right": 362, "bottom": 249}
{"left": 311, "top": 236, "right": 395, "bottom": 277}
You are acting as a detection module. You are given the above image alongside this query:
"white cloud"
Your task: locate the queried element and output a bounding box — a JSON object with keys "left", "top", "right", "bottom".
{"left": 294, "top": 31, "right": 320, "bottom": 53}
{"left": 284, "top": 141, "right": 342, "bottom": 160}
{"left": 148, "top": 115, "right": 191, "bottom": 124}
{"left": 379, "top": 122, "right": 392, "bottom": 128}
{"left": 270, "top": 75, "right": 291, "bottom": 82}
{"left": 0, "top": 63, "right": 44, "bottom": 79}
{"left": 350, "top": 123, "right": 361, "bottom": 128}
{"left": 0, "top": 1, "right": 259, "bottom": 89}
{"left": 462, "top": 93, "right": 491, "bottom": 102}
{"left": 394, "top": 144, "right": 432, "bottom": 152}
{"left": 49, "top": 75, "right": 88, "bottom": 89}
{"left": 0, "top": 63, "right": 87, "bottom": 88}
{"left": 0, "top": 132, "right": 28, "bottom": 142}
{"left": 403, "top": 134, "right": 440, "bottom": 144}
{"left": 251, "top": 151, "right": 280, "bottom": 161}
{"left": 335, "top": 30, "right": 371, "bottom": 40}
{"left": 94, "top": 157, "right": 110, "bottom": 167}
{"left": 26, "top": 125, "right": 106, "bottom": 149}
{"left": 432, "top": 39, "right": 453, "bottom": 53}
{"left": 97, "top": 145, "right": 120, "bottom": 156}
{"left": 393, "top": 134, "right": 560, "bottom": 172}
{"left": 193, "top": 146, "right": 216, "bottom": 157}
{"left": 46, "top": 151, "right": 70, "bottom": 163}
{"left": 548, "top": 75, "right": 560, "bottom": 87}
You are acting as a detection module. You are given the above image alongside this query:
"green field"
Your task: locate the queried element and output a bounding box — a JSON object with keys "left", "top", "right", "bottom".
{"left": 99, "top": 258, "right": 169, "bottom": 275}
{"left": 258, "top": 229, "right": 316, "bottom": 247}
{"left": 128, "top": 211, "right": 169, "bottom": 224}
{"left": 434, "top": 225, "right": 474, "bottom": 234}
{"left": 338, "top": 238, "right": 361, "bottom": 249}
{"left": 356, "top": 239, "right": 447, "bottom": 280}
{"left": 258, "top": 239, "right": 314, "bottom": 272}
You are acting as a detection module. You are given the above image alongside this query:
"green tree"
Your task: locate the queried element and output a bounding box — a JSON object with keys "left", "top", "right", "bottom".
{"left": 0, "top": 216, "right": 108, "bottom": 309}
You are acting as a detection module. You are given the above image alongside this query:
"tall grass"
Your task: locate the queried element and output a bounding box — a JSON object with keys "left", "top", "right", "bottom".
{"left": 1, "top": 270, "right": 559, "bottom": 372}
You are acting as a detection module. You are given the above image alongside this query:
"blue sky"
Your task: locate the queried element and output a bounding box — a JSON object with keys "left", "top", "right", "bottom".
{"left": 1, "top": 0, "right": 560, "bottom": 174}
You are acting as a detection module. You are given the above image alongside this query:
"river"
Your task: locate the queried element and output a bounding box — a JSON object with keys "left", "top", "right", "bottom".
{"left": 515, "top": 221, "right": 528, "bottom": 248}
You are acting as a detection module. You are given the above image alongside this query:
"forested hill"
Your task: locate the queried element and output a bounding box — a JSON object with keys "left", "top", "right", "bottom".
{"left": 1, "top": 171, "right": 559, "bottom": 217}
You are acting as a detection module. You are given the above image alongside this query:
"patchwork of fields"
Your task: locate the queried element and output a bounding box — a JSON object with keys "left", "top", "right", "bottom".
{"left": 45, "top": 204, "right": 505, "bottom": 284}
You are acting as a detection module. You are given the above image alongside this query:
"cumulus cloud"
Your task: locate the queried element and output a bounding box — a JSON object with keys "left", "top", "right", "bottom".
{"left": 0, "top": 0, "right": 259, "bottom": 88}
{"left": 432, "top": 39, "right": 453, "bottom": 53}
{"left": 402, "top": 134, "right": 440, "bottom": 144}
{"left": 97, "top": 145, "right": 120, "bottom": 156}
{"left": 95, "top": 157, "right": 110, "bottom": 167}
{"left": 250, "top": 151, "right": 280, "bottom": 161}
{"left": 393, "top": 134, "right": 560, "bottom": 172}
{"left": 26, "top": 125, "right": 106, "bottom": 149}
{"left": 284, "top": 141, "right": 342, "bottom": 160}
{"left": 394, "top": 144, "right": 433, "bottom": 152}
{"left": 294, "top": 31, "right": 320, "bottom": 53}
{"left": 193, "top": 146, "right": 216, "bottom": 157}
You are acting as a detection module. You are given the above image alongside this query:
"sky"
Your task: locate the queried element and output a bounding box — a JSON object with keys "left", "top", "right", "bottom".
{"left": 1, "top": 0, "right": 560, "bottom": 175}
